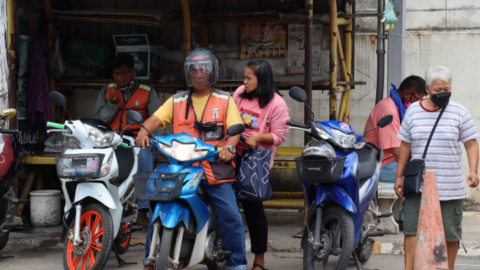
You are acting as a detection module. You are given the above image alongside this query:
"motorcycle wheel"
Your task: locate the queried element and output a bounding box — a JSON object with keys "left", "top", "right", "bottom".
{"left": 113, "top": 224, "right": 131, "bottom": 255}
{"left": 62, "top": 203, "right": 114, "bottom": 270}
{"left": 356, "top": 211, "right": 375, "bottom": 263}
{"left": 303, "top": 206, "right": 354, "bottom": 270}
{"left": 0, "top": 231, "right": 9, "bottom": 251}
{"left": 155, "top": 227, "right": 173, "bottom": 270}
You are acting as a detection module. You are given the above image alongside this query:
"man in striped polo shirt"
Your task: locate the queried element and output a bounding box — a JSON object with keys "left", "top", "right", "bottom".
{"left": 94, "top": 54, "right": 162, "bottom": 227}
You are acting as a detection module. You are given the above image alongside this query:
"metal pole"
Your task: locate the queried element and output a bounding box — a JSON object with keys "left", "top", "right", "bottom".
{"left": 341, "top": 4, "right": 353, "bottom": 124}
{"left": 6, "top": 0, "right": 17, "bottom": 129}
{"left": 304, "top": 0, "right": 313, "bottom": 143}
{"left": 375, "top": 0, "right": 386, "bottom": 104}
{"left": 387, "top": 0, "right": 405, "bottom": 89}
{"left": 180, "top": 0, "right": 192, "bottom": 59}
{"left": 329, "top": 0, "right": 338, "bottom": 121}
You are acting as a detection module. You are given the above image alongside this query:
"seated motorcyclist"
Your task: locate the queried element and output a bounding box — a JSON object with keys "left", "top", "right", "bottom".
{"left": 136, "top": 49, "right": 248, "bottom": 270}
{"left": 94, "top": 54, "right": 162, "bottom": 227}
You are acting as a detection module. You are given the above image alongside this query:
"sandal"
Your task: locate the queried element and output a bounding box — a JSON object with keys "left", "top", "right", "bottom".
{"left": 253, "top": 264, "right": 268, "bottom": 270}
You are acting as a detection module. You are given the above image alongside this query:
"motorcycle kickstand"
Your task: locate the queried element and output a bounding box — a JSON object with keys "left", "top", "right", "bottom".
{"left": 0, "top": 254, "right": 14, "bottom": 260}
{"left": 352, "top": 251, "right": 377, "bottom": 270}
{"left": 113, "top": 245, "right": 137, "bottom": 267}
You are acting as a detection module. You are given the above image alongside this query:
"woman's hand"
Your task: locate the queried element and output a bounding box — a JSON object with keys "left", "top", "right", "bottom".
{"left": 394, "top": 177, "right": 404, "bottom": 198}
{"left": 245, "top": 133, "right": 259, "bottom": 149}
{"left": 467, "top": 172, "right": 479, "bottom": 188}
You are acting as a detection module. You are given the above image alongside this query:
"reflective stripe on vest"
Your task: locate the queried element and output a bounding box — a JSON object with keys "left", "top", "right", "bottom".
{"left": 172, "top": 89, "right": 235, "bottom": 185}
{"left": 106, "top": 85, "right": 150, "bottom": 131}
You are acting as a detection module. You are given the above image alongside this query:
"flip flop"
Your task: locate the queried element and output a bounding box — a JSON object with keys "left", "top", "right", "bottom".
{"left": 253, "top": 264, "right": 268, "bottom": 270}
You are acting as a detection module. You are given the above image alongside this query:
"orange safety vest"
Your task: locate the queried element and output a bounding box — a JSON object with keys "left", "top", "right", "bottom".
{"left": 172, "top": 88, "right": 235, "bottom": 185}
{"left": 105, "top": 83, "right": 150, "bottom": 132}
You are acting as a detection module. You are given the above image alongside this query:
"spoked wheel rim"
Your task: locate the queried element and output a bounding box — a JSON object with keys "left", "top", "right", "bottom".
{"left": 66, "top": 210, "right": 105, "bottom": 270}
{"left": 119, "top": 235, "right": 130, "bottom": 248}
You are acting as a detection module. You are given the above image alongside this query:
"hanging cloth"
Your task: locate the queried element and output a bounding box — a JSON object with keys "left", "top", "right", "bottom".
{"left": 26, "top": 34, "right": 52, "bottom": 125}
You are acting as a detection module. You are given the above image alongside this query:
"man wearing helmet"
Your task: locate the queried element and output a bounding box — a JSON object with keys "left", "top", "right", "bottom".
{"left": 136, "top": 49, "right": 247, "bottom": 270}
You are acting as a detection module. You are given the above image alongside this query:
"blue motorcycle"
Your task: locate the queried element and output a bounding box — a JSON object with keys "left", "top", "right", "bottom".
{"left": 286, "top": 87, "right": 393, "bottom": 270}
{"left": 126, "top": 111, "right": 244, "bottom": 270}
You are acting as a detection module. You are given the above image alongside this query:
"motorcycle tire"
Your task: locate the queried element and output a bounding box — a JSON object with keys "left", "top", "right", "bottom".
{"left": 0, "top": 231, "right": 9, "bottom": 251}
{"left": 114, "top": 229, "right": 131, "bottom": 255}
{"left": 155, "top": 227, "right": 173, "bottom": 270}
{"left": 356, "top": 211, "right": 375, "bottom": 263}
{"left": 303, "top": 206, "right": 354, "bottom": 270}
{"left": 62, "top": 203, "right": 114, "bottom": 270}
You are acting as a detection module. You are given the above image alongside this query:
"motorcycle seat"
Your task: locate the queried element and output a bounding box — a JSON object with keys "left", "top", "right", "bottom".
{"left": 354, "top": 145, "right": 377, "bottom": 181}
{"left": 114, "top": 145, "right": 135, "bottom": 185}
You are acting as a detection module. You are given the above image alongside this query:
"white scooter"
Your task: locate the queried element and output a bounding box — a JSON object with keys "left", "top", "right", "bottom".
{"left": 48, "top": 92, "right": 140, "bottom": 270}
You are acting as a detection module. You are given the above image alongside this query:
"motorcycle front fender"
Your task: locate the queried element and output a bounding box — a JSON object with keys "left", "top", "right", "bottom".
{"left": 74, "top": 182, "right": 117, "bottom": 210}
{"left": 151, "top": 201, "right": 191, "bottom": 230}
{"left": 315, "top": 185, "right": 357, "bottom": 213}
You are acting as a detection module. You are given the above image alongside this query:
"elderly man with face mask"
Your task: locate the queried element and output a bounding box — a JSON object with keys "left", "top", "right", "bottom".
{"left": 94, "top": 54, "right": 162, "bottom": 227}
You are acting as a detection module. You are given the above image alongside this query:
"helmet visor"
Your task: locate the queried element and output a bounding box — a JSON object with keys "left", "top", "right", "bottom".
{"left": 184, "top": 61, "right": 217, "bottom": 87}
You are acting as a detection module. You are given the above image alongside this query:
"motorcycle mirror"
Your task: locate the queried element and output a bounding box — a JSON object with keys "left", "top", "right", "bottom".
{"left": 226, "top": 124, "right": 245, "bottom": 137}
{"left": 377, "top": 114, "right": 393, "bottom": 128}
{"left": 126, "top": 110, "right": 144, "bottom": 125}
{"left": 49, "top": 91, "right": 67, "bottom": 107}
{"left": 289, "top": 87, "right": 307, "bottom": 102}
{"left": 49, "top": 91, "right": 72, "bottom": 122}
{"left": 0, "top": 109, "right": 17, "bottom": 121}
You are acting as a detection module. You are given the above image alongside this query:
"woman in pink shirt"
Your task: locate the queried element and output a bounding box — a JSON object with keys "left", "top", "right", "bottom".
{"left": 233, "top": 59, "right": 290, "bottom": 270}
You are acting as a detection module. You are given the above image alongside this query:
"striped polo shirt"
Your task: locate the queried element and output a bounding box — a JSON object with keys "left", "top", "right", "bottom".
{"left": 397, "top": 100, "right": 479, "bottom": 201}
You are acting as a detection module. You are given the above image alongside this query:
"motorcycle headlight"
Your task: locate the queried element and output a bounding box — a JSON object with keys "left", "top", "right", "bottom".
{"left": 99, "top": 152, "right": 114, "bottom": 177}
{"left": 315, "top": 127, "right": 332, "bottom": 140}
{"left": 330, "top": 129, "right": 357, "bottom": 149}
{"left": 158, "top": 141, "right": 208, "bottom": 162}
{"left": 84, "top": 124, "right": 114, "bottom": 147}
{"left": 55, "top": 154, "right": 104, "bottom": 178}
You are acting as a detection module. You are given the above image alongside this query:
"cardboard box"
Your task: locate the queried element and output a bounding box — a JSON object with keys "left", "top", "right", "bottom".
{"left": 113, "top": 34, "right": 161, "bottom": 80}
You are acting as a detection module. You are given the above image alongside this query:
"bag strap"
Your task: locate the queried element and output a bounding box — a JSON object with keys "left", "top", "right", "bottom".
{"left": 422, "top": 105, "right": 447, "bottom": 159}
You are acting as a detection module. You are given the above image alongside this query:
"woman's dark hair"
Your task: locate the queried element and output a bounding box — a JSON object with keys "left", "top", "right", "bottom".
{"left": 112, "top": 54, "right": 135, "bottom": 70}
{"left": 240, "top": 59, "right": 282, "bottom": 108}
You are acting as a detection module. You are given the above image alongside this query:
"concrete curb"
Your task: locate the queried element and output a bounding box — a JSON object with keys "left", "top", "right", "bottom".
{"left": 8, "top": 233, "right": 480, "bottom": 258}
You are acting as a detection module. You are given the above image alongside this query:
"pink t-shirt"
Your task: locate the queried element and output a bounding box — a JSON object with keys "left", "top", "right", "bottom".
{"left": 233, "top": 86, "right": 290, "bottom": 168}
{"left": 364, "top": 96, "right": 401, "bottom": 167}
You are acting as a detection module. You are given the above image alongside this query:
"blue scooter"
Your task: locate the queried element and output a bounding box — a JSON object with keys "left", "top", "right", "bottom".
{"left": 286, "top": 87, "right": 393, "bottom": 270}
{"left": 126, "top": 111, "right": 244, "bottom": 270}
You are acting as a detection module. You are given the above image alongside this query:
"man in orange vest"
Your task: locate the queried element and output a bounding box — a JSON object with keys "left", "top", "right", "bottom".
{"left": 136, "top": 49, "right": 247, "bottom": 270}
{"left": 94, "top": 54, "right": 161, "bottom": 227}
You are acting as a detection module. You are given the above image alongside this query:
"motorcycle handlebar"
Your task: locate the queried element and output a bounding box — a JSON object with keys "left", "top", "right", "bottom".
{"left": 47, "top": 122, "right": 65, "bottom": 130}
{"left": 286, "top": 121, "right": 309, "bottom": 129}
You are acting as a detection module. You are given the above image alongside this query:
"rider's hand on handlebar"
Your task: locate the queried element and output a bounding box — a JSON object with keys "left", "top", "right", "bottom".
{"left": 109, "top": 90, "right": 121, "bottom": 104}
{"left": 216, "top": 148, "right": 233, "bottom": 163}
{"left": 393, "top": 177, "right": 404, "bottom": 198}
{"left": 136, "top": 133, "right": 150, "bottom": 149}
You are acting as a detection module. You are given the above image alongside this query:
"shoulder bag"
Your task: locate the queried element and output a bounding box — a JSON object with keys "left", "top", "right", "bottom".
{"left": 402, "top": 106, "right": 446, "bottom": 197}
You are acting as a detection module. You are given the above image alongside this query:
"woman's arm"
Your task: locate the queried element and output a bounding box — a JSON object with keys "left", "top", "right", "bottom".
{"left": 464, "top": 139, "right": 479, "bottom": 187}
{"left": 393, "top": 141, "right": 412, "bottom": 198}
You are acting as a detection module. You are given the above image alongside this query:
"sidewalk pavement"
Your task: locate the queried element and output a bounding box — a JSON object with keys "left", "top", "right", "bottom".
{"left": 6, "top": 210, "right": 480, "bottom": 257}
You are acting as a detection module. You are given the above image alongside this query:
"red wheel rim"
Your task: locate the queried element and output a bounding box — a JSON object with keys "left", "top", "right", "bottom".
{"left": 120, "top": 235, "right": 130, "bottom": 248}
{"left": 66, "top": 210, "right": 104, "bottom": 270}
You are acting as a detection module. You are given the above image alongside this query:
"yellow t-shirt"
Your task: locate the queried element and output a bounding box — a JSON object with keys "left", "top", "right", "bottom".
{"left": 153, "top": 93, "right": 243, "bottom": 129}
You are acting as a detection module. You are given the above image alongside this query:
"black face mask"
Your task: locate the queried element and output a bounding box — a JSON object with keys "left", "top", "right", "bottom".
{"left": 431, "top": 92, "right": 451, "bottom": 108}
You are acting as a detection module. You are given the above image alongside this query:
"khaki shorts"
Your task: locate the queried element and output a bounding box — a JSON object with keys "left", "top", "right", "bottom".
{"left": 403, "top": 193, "right": 465, "bottom": 242}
